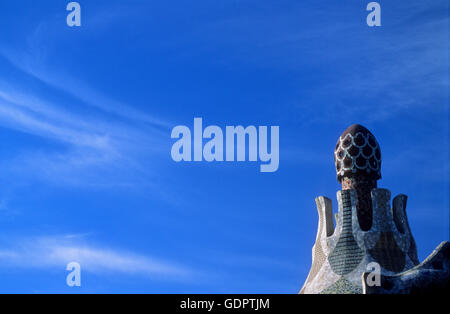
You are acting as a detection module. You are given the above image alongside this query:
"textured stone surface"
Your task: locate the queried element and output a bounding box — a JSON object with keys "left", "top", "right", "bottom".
{"left": 342, "top": 176, "right": 376, "bottom": 231}
{"left": 320, "top": 277, "right": 362, "bottom": 294}
{"left": 368, "top": 232, "right": 405, "bottom": 273}
{"left": 328, "top": 190, "right": 364, "bottom": 276}
{"left": 300, "top": 188, "right": 419, "bottom": 294}
{"left": 363, "top": 241, "right": 450, "bottom": 294}
{"left": 300, "top": 125, "right": 448, "bottom": 294}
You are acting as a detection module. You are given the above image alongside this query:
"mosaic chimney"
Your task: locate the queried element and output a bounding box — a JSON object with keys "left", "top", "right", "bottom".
{"left": 300, "top": 124, "right": 449, "bottom": 294}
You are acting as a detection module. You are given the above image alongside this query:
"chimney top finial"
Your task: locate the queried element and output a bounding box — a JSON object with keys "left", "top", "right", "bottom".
{"left": 334, "top": 124, "right": 381, "bottom": 183}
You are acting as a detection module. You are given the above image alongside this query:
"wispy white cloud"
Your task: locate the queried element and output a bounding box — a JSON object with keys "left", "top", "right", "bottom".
{"left": 0, "top": 235, "right": 193, "bottom": 280}
{"left": 0, "top": 71, "right": 169, "bottom": 188}
{"left": 0, "top": 98, "right": 112, "bottom": 150}
{"left": 0, "top": 49, "right": 170, "bottom": 131}
{"left": 0, "top": 4, "right": 172, "bottom": 188}
{"left": 173, "top": 1, "right": 448, "bottom": 123}
{"left": 0, "top": 93, "right": 130, "bottom": 187}
{"left": 0, "top": 2, "right": 171, "bottom": 131}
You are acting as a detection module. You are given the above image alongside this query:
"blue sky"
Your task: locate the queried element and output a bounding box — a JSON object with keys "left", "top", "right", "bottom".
{"left": 0, "top": 0, "right": 448, "bottom": 293}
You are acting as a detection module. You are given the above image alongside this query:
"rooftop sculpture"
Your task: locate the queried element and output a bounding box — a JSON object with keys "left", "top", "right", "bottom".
{"left": 300, "top": 124, "right": 449, "bottom": 294}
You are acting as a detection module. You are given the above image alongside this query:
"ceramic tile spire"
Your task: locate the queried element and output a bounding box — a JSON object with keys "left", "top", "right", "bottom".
{"left": 300, "top": 125, "right": 449, "bottom": 294}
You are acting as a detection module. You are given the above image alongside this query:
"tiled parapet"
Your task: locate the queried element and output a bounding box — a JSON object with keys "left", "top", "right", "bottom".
{"left": 362, "top": 241, "right": 450, "bottom": 294}
{"left": 353, "top": 188, "right": 419, "bottom": 274}
{"left": 299, "top": 197, "right": 334, "bottom": 294}
{"left": 301, "top": 124, "right": 448, "bottom": 294}
{"left": 300, "top": 187, "right": 420, "bottom": 294}
{"left": 392, "top": 194, "right": 419, "bottom": 265}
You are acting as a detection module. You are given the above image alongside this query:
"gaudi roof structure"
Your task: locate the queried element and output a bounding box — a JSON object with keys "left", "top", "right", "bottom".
{"left": 300, "top": 124, "right": 449, "bottom": 294}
